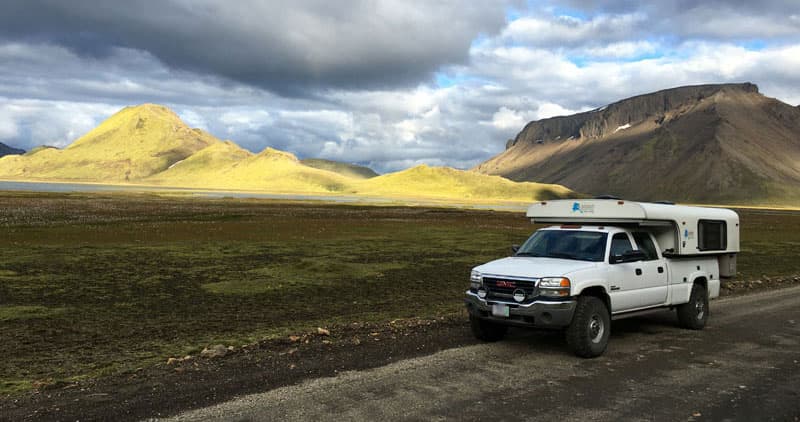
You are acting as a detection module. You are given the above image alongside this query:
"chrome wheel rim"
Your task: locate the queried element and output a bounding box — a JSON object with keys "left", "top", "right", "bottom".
{"left": 695, "top": 299, "right": 705, "bottom": 320}
{"left": 589, "top": 314, "right": 604, "bottom": 343}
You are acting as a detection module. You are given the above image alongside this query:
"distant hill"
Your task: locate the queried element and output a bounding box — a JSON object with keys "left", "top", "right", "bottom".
{"left": 355, "top": 164, "right": 572, "bottom": 202}
{"left": 0, "top": 104, "right": 218, "bottom": 181}
{"left": 0, "top": 103, "right": 576, "bottom": 203}
{"left": 475, "top": 83, "right": 800, "bottom": 205}
{"left": 24, "top": 146, "right": 58, "bottom": 156}
{"left": 300, "top": 158, "right": 378, "bottom": 179}
{"left": 147, "top": 142, "right": 354, "bottom": 194}
{"left": 0, "top": 142, "right": 24, "bottom": 157}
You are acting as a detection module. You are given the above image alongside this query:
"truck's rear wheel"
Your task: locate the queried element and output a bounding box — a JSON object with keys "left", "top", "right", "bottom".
{"left": 566, "top": 296, "right": 610, "bottom": 358}
{"left": 469, "top": 315, "right": 508, "bottom": 342}
{"left": 677, "top": 284, "right": 708, "bottom": 330}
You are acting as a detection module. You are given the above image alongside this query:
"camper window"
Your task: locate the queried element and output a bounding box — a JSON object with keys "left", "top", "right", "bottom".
{"left": 698, "top": 220, "right": 727, "bottom": 251}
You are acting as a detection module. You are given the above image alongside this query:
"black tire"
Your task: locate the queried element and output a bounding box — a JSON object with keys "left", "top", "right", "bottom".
{"left": 566, "top": 296, "right": 611, "bottom": 358}
{"left": 469, "top": 314, "right": 508, "bottom": 342}
{"left": 677, "top": 284, "right": 709, "bottom": 330}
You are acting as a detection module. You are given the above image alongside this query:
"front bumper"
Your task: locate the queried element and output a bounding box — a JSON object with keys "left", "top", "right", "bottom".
{"left": 464, "top": 290, "right": 576, "bottom": 329}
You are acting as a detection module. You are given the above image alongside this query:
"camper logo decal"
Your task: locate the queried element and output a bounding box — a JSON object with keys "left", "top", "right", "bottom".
{"left": 572, "top": 202, "right": 595, "bottom": 214}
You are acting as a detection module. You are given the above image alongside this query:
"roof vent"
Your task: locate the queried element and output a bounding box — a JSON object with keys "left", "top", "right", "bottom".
{"left": 594, "top": 195, "right": 621, "bottom": 200}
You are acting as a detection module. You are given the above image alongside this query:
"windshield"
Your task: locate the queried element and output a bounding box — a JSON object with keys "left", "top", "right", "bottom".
{"left": 515, "top": 230, "right": 608, "bottom": 262}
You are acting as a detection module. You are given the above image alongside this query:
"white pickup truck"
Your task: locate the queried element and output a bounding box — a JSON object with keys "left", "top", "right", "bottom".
{"left": 465, "top": 199, "right": 739, "bottom": 358}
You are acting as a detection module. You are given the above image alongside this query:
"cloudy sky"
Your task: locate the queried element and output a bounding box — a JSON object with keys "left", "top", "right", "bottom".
{"left": 1, "top": 0, "right": 799, "bottom": 172}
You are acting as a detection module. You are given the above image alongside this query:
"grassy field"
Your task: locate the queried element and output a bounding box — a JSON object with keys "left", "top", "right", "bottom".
{"left": 0, "top": 192, "right": 798, "bottom": 394}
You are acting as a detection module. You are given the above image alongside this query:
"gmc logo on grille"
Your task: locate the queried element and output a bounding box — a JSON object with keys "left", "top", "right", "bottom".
{"left": 495, "top": 280, "right": 516, "bottom": 288}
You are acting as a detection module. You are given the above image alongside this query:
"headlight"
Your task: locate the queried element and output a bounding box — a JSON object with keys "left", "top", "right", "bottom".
{"left": 539, "top": 277, "right": 571, "bottom": 297}
{"left": 470, "top": 270, "right": 483, "bottom": 289}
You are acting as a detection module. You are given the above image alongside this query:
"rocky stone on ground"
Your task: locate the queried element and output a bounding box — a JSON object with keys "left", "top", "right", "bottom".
{"left": 200, "top": 344, "right": 229, "bottom": 359}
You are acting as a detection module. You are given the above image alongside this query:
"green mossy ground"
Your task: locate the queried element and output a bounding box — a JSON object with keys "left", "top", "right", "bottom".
{"left": 0, "top": 192, "right": 797, "bottom": 394}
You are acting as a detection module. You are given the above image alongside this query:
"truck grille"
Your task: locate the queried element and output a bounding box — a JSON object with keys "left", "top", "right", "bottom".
{"left": 483, "top": 277, "right": 538, "bottom": 302}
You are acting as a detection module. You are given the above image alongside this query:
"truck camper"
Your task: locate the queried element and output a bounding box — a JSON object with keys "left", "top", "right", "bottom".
{"left": 465, "top": 199, "right": 739, "bottom": 357}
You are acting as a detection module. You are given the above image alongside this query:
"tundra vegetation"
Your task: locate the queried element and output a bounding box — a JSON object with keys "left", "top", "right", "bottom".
{"left": 0, "top": 192, "right": 798, "bottom": 394}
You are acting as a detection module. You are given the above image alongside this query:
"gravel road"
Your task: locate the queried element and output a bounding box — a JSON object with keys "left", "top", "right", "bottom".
{"left": 162, "top": 286, "right": 800, "bottom": 422}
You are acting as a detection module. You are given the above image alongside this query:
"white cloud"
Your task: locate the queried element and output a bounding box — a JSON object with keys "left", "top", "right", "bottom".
{"left": 488, "top": 106, "right": 535, "bottom": 130}
{"left": 179, "top": 109, "right": 210, "bottom": 130}
{"left": 583, "top": 41, "right": 658, "bottom": 59}
{"left": 0, "top": 113, "right": 18, "bottom": 140}
{"left": 217, "top": 110, "right": 273, "bottom": 135}
{"left": 536, "top": 103, "right": 582, "bottom": 119}
{"left": 0, "top": 99, "right": 117, "bottom": 148}
{"left": 395, "top": 106, "right": 443, "bottom": 142}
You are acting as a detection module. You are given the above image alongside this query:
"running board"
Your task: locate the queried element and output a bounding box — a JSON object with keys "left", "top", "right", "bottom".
{"left": 611, "top": 306, "right": 671, "bottom": 321}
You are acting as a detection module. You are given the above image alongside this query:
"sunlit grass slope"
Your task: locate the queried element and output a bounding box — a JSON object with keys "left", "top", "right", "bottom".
{"left": 354, "top": 164, "right": 575, "bottom": 201}
{"left": 147, "top": 144, "right": 354, "bottom": 193}
{"left": 0, "top": 104, "right": 218, "bottom": 181}
{"left": 152, "top": 153, "right": 575, "bottom": 200}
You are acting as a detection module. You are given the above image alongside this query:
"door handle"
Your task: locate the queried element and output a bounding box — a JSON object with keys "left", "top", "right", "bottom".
{"left": 635, "top": 268, "right": 642, "bottom": 276}
{"left": 658, "top": 266, "right": 664, "bottom": 273}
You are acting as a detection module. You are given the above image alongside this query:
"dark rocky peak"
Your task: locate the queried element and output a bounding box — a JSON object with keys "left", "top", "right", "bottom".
{"left": 509, "top": 83, "right": 759, "bottom": 148}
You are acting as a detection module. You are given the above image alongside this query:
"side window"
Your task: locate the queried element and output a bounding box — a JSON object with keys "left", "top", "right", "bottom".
{"left": 698, "top": 220, "right": 727, "bottom": 251}
{"left": 632, "top": 232, "right": 659, "bottom": 260}
{"left": 609, "top": 233, "right": 633, "bottom": 258}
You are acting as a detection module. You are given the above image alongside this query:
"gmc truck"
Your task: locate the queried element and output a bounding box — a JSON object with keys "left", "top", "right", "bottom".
{"left": 465, "top": 199, "right": 739, "bottom": 358}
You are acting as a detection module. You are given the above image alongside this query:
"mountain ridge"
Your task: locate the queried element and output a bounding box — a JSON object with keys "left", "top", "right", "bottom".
{"left": 476, "top": 83, "right": 800, "bottom": 205}
{"left": 504, "top": 83, "right": 759, "bottom": 148}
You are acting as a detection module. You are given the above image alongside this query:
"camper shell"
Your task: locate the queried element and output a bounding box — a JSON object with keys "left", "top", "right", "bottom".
{"left": 527, "top": 199, "right": 739, "bottom": 277}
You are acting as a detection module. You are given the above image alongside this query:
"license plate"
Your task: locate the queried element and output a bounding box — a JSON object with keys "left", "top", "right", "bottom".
{"left": 491, "top": 304, "right": 510, "bottom": 318}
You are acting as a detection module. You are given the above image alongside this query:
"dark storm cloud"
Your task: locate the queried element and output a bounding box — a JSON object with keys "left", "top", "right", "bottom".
{"left": 0, "top": 0, "right": 509, "bottom": 95}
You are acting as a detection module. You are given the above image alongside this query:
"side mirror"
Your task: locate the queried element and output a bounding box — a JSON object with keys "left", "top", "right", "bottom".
{"left": 610, "top": 249, "right": 647, "bottom": 264}
{"left": 511, "top": 244, "right": 520, "bottom": 254}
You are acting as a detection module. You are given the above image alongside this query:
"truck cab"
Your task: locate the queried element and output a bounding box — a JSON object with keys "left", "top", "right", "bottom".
{"left": 465, "top": 199, "right": 739, "bottom": 358}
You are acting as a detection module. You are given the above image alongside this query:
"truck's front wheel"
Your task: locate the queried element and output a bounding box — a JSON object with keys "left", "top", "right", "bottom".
{"left": 566, "top": 296, "right": 610, "bottom": 358}
{"left": 469, "top": 315, "right": 508, "bottom": 342}
{"left": 677, "top": 283, "right": 708, "bottom": 330}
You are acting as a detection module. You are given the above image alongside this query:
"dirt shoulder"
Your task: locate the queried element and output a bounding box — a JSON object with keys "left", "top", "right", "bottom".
{"left": 2, "top": 278, "right": 799, "bottom": 422}
{"left": 0, "top": 314, "right": 477, "bottom": 422}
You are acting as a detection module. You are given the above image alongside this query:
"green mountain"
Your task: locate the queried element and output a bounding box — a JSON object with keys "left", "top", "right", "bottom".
{"left": 0, "top": 104, "right": 217, "bottom": 181}
{"left": 0, "top": 103, "right": 576, "bottom": 203}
